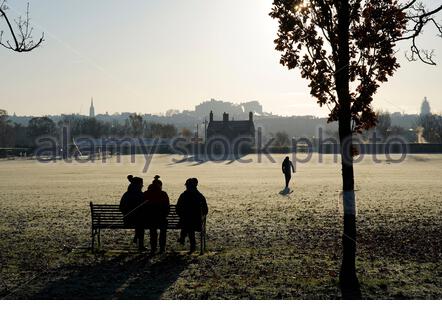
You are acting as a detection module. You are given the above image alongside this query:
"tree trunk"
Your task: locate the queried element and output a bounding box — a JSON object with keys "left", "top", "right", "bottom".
{"left": 338, "top": 116, "right": 361, "bottom": 299}
{"left": 336, "top": 0, "right": 361, "bottom": 299}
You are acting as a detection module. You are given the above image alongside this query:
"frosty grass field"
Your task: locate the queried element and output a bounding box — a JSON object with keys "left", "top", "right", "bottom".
{"left": 0, "top": 154, "right": 441, "bottom": 299}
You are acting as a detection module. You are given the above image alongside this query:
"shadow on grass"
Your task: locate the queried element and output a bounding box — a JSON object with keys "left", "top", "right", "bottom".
{"left": 31, "top": 252, "right": 189, "bottom": 299}
{"left": 278, "top": 188, "right": 294, "bottom": 196}
{"left": 167, "top": 154, "right": 250, "bottom": 166}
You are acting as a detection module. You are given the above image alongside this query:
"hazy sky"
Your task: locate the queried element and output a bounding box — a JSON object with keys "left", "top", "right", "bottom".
{"left": 1, "top": 0, "right": 441, "bottom": 117}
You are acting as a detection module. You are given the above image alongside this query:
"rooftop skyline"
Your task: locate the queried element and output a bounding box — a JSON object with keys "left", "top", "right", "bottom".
{"left": 7, "top": 96, "right": 436, "bottom": 118}
{"left": 1, "top": 0, "right": 441, "bottom": 117}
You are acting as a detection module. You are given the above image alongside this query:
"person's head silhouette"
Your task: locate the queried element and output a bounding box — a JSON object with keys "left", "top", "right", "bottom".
{"left": 185, "top": 178, "right": 198, "bottom": 190}
{"left": 127, "top": 175, "right": 143, "bottom": 191}
{"left": 150, "top": 175, "right": 163, "bottom": 191}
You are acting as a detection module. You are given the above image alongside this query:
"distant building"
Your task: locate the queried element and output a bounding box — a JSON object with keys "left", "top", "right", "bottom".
{"left": 207, "top": 111, "right": 255, "bottom": 145}
{"left": 420, "top": 97, "right": 431, "bottom": 116}
{"left": 89, "top": 98, "right": 95, "bottom": 117}
{"left": 241, "top": 101, "right": 263, "bottom": 114}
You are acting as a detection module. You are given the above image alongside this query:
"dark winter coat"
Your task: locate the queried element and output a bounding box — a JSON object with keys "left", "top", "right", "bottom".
{"left": 282, "top": 158, "right": 294, "bottom": 176}
{"left": 176, "top": 189, "right": 208, "bottom": 232}
{"left": 119, "top": 184, "right": 146, "bottom": 227}
{"left": 143, "top": 184, "right": 170, "bottom": 229}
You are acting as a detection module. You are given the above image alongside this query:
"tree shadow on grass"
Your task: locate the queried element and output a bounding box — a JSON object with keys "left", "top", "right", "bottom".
{"left": 31, "top": 252, "right": 189, "bottom": 299}
{"left": 166, "top": 155, "right": 209, "bottom": 167}
{"left": 167, "top": 154, "right": 249, "bottom": 166}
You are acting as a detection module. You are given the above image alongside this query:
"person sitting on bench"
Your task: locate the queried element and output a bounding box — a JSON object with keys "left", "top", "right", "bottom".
{"left": 177, "top": 178, "right": 208, "bottom": 253}
{"left": 144, "top": 175, "right": 170, "bottom": 254}
{"left": 119, "top": 175, "right": 147, "bottom": 251}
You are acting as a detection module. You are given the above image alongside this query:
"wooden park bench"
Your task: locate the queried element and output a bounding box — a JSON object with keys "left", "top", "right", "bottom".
{"left": 89, "top": 202, "right": 207, "bottom": 254}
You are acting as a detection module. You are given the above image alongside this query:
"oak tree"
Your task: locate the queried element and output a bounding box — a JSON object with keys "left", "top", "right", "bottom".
{"left": 270, "top": 0, "right": 442, "bottom": 297}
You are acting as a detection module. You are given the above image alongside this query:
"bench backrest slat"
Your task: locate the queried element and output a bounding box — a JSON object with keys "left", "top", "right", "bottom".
{"left": 90, "top": 203, "right": 180, "bottom": 229}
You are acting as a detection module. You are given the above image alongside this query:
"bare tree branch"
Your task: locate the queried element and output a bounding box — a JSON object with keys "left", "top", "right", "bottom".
{"left": 0, "top": 1, "right": 44, "bottom": 53}
{"left": 400, "top": 0, "right": 418, "bottom": 11}
{"left": 396, "top": 2, "right": 442, "bottom": 65}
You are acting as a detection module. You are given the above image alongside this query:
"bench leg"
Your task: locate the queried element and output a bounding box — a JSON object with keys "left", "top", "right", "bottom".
{"left": 91, "top": 228, "right": 96, "bottom": 251}
{"left": 200, "top": 218, "right": 207, "bottom": 255}
{"left": 200, "top": 228, "right": 207, "bottom": 255}
{"left": 200, "top": 231, "right": 203, "bottom": 255}
{"left": 98, "top": 229, "right": 101, "bottom": 247}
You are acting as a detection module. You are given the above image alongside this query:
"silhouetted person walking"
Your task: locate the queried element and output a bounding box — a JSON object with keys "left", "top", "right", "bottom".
{"left": 120, "top": 175, "right": 147, "bottom": 251}
{"left": 144, "top": 175, "right": 169, "bottom": 254}
{"left": 282, "top": 156, "right": 295, "bottom": 189}
{"left": 177, "top": 178, "right": 208, "bottom": 253}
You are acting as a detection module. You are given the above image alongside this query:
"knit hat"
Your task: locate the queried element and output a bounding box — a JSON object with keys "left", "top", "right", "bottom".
{"left": 152, "top": 175, "right": 162, "bottom": 186}
{"left": 127, "top": 175, "right": 143, "bottom": 185}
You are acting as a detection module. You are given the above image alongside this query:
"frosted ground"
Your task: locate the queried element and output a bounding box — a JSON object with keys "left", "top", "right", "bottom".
{"left": 0, "top": 154, "right": 441, "bottom": 299}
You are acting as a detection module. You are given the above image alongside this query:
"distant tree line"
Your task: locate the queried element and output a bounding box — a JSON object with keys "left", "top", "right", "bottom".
{"left": 8, "top": 104, "right": 434, "bottom": 143}
{"left": 3, "top": 109, "right": 442, "bottom": 149}
{"left": 0, "top": 110, "right": 179, "bottom": 148}
{"left": 269, "top": 111, "right": 442, "bottom": 146}
{"left": 418, "top": 114, "right": 442, "bottom": 144}
{"left": 369, "top": 111, "right": 442, "bottom": 144}
{"left": 362, "top": 111, "right": 416, "bottom": 142}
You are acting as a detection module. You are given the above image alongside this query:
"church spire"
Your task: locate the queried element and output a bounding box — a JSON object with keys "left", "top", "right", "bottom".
{"left": 89, "top": 97, "right": 95, "bottom": 117}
